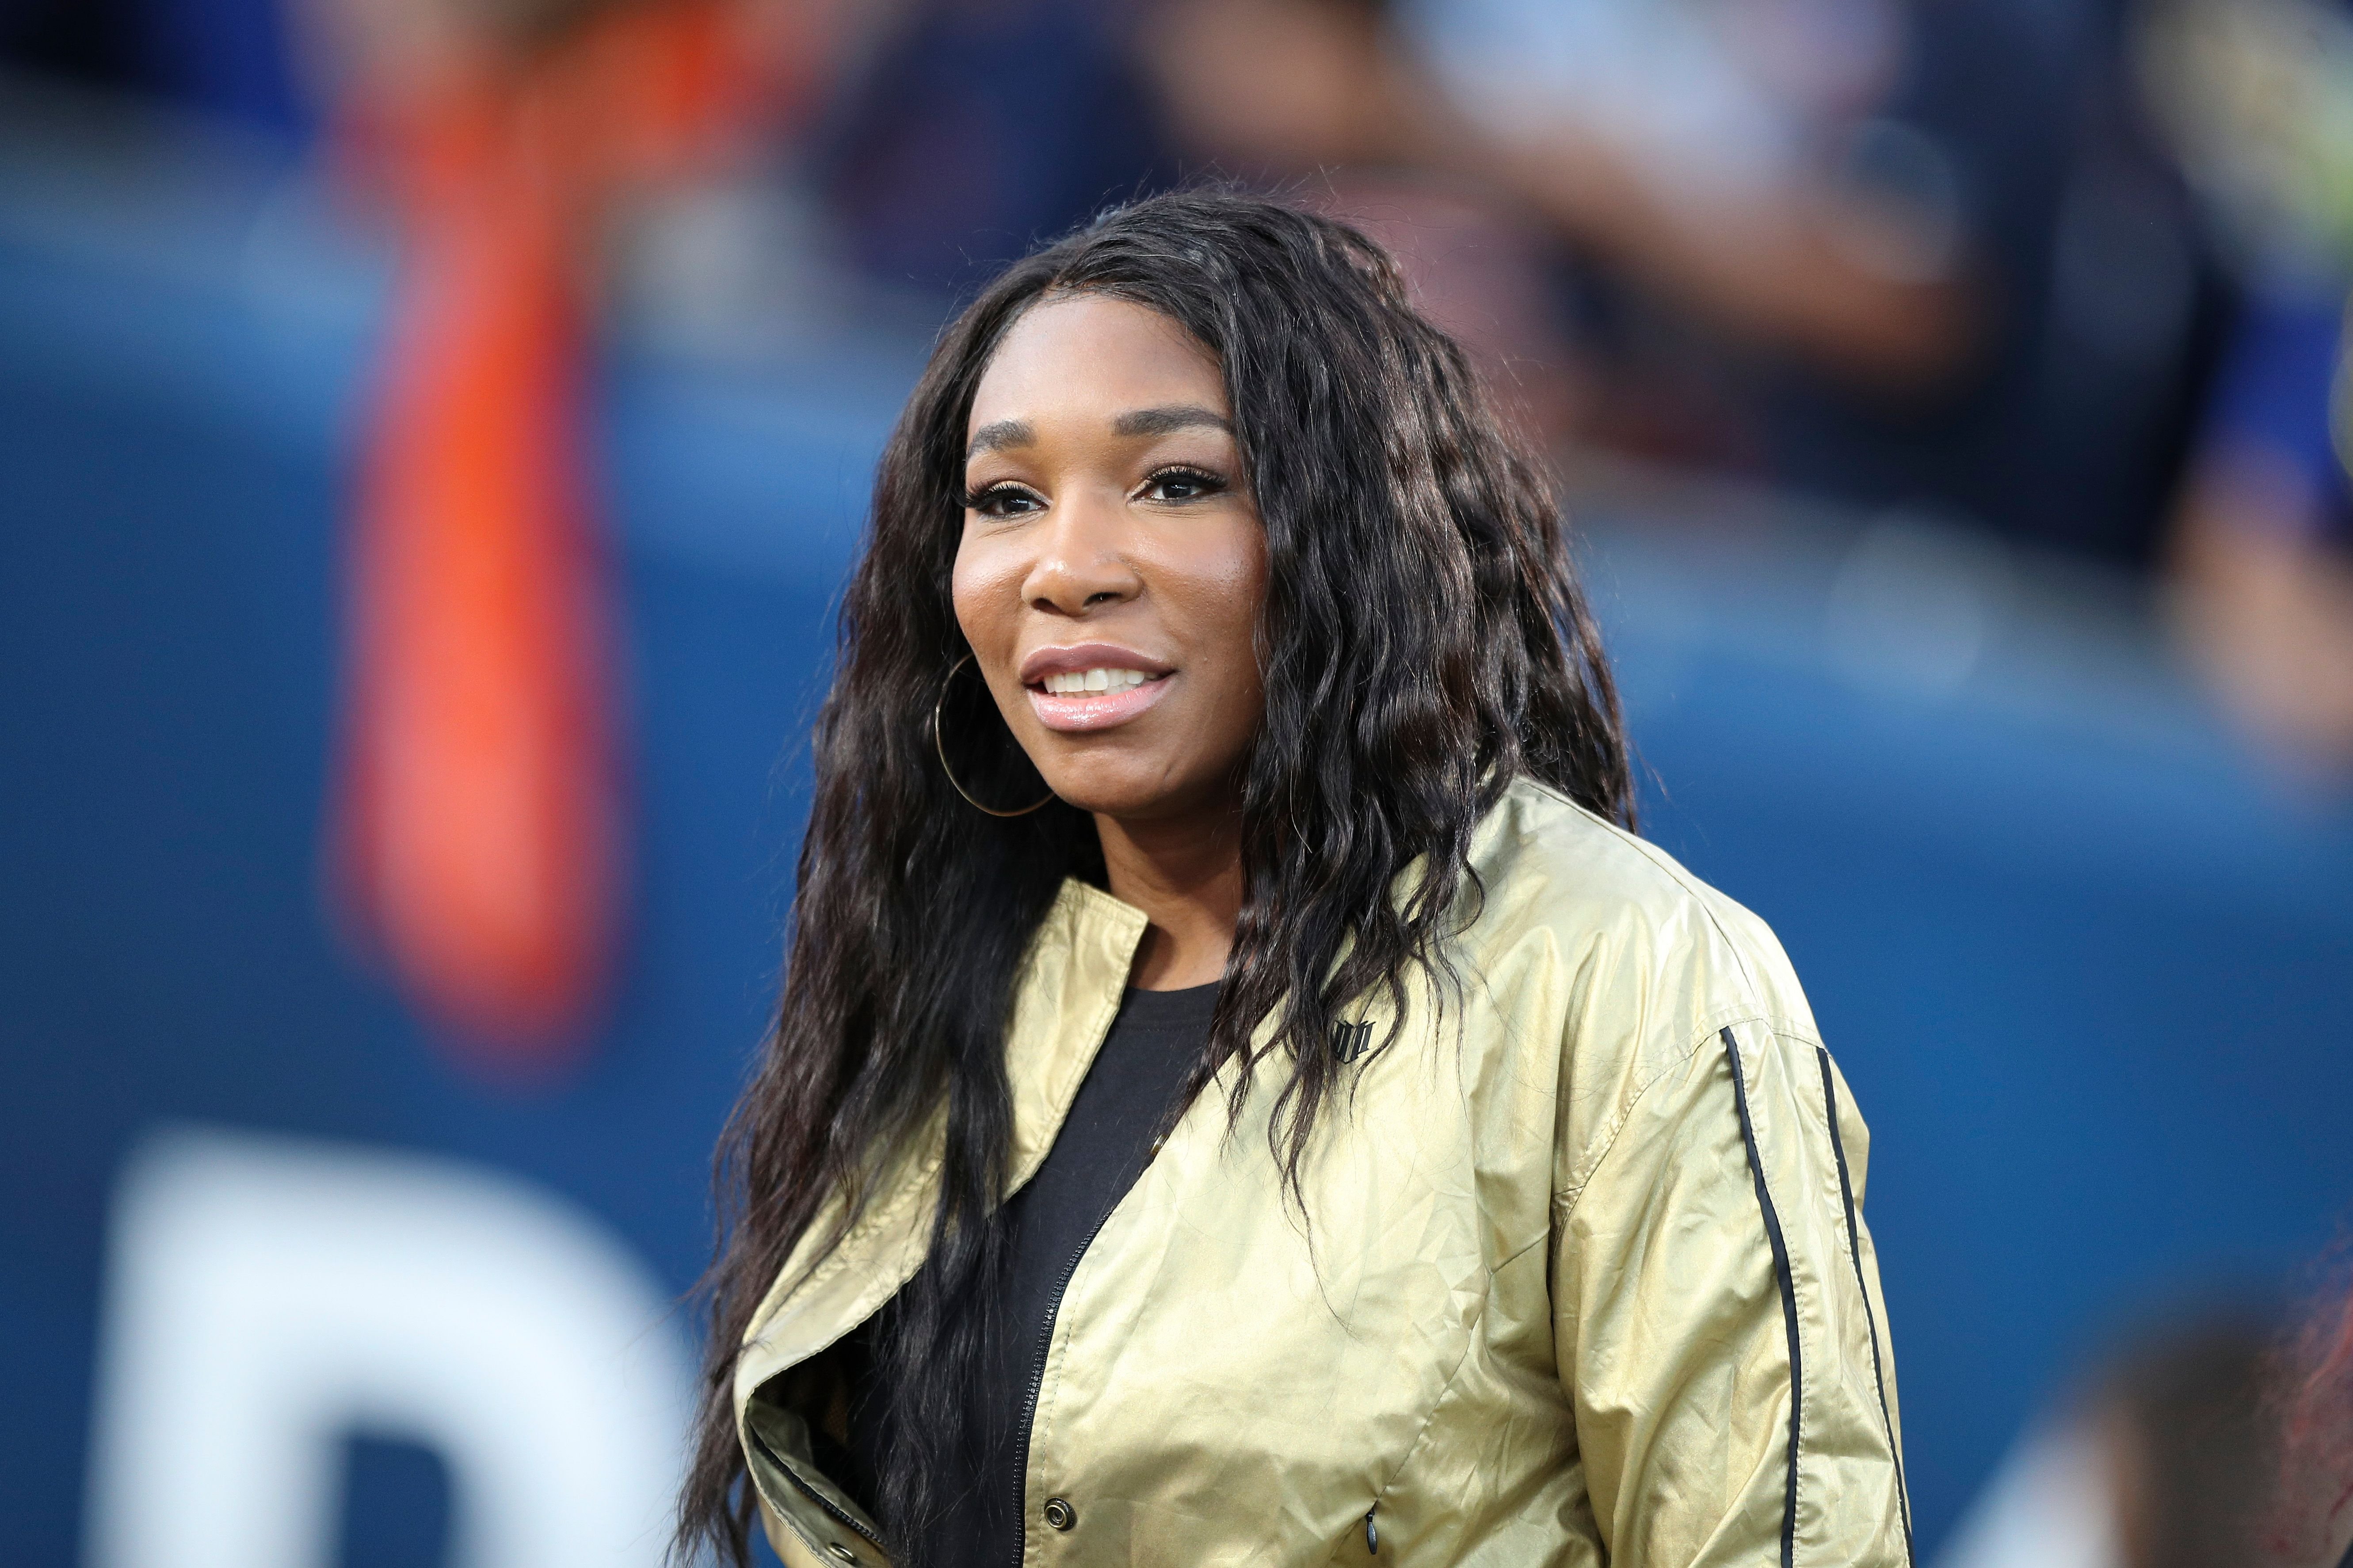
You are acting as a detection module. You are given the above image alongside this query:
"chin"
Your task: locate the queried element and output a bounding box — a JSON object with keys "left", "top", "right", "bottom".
{"left": 1042, "top": 780, "right": 1165, "bottom": 821}
{"left": 1036, "top": 757, "right": 1208, "bottom": 823}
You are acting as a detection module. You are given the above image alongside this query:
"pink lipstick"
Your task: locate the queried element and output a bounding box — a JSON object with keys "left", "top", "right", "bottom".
{"left": 1018, "top": 643, "right": 1175, "bottom": 733}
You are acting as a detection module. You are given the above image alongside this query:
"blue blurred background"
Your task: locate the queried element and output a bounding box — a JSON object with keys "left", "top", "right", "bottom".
{"left": 4, "top": 0, "right": 2352, "bottom": 1564}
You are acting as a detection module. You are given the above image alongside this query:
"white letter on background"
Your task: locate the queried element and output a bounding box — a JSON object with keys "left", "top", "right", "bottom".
{"left": 83, "top": 1125, "right": 693, "bottom": 1568}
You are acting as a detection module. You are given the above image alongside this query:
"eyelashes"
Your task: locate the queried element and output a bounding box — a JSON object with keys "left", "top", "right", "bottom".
{"left": 959, "top": 465, "right": 1232, "bottom": 516}
{"left": 960, "top": 482, "right": 1046, "bottom": 519}
{"left": 1139, "top": 464, "right": 1229, "bottom": 502}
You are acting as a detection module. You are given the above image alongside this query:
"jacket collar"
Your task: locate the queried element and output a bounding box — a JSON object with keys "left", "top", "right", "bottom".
{"left": 734, "top": 877, "right": 1148, "bottom": 1403}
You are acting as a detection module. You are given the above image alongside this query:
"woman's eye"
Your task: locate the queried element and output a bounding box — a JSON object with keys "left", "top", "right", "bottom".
{"left": 1140, "top": 468, "right": 1226, "bottom": 503}
{"left": 965, "top": 484, "right": 1043, "bottom": 519}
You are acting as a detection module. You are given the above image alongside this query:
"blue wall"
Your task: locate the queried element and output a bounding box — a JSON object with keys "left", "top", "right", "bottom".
{"left": 2, "top": 146, "right": 2349, "bottom": 1564}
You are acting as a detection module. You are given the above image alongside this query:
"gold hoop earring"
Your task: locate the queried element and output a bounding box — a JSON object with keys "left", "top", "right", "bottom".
{"left": 934, "top": 653, "right": 1054, "bottom": 817}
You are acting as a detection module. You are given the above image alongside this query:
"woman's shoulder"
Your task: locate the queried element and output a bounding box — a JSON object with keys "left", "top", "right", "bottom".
{"left": 1458, "top": 776, "right": 1820, "bottom": 1054}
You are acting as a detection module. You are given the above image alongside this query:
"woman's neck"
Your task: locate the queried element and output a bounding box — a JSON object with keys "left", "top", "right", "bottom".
{"left": 1094, "top": 805, "right": 1244, "bottom": 991}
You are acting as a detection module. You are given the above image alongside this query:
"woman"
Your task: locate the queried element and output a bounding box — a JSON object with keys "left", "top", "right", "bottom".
{"left": 678, "top": 190, "right": 1911, "bottom": 1567}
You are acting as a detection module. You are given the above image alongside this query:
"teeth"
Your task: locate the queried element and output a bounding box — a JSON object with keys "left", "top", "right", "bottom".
{"left": 1043, "top": 667, "right": 1152, "bottom": 696}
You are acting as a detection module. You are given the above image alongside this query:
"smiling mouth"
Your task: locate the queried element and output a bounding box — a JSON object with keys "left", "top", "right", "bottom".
{"left": 1036, "top": 666, "right": 1159, "bottom": 696}
{"left": 1024, "top": 664, "right": 1173, "bottom": 732}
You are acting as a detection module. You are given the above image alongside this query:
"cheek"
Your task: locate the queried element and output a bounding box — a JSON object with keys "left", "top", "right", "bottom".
{"left": 1217, "top": 523, "right": 1271, "bottom": 667}
{"left": 950, "top": 533, "right": 1020, "bottom": 652}
{"left": 1236, "top": 532, "right": 1271, "bottom": 640}
{"left": 1183, "top": 524, "right": 1271, "bottom": 722}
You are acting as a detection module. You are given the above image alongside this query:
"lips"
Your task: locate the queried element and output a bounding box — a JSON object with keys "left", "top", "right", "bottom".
{"left": 1017, "top": 642, "right": 1173, "bottom": 685}
{"left": 1017, "top": 642, "right": 1174, "bottom": 733}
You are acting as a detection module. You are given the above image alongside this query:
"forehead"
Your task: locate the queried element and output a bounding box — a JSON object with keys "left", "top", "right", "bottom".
{"left": 967, "top": 294, "right": 1226, "bottom": 435}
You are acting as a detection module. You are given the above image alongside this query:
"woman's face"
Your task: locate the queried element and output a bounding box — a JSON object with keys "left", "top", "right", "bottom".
{"left": 952, "top": 293, "right": 1268, "bottom": 825}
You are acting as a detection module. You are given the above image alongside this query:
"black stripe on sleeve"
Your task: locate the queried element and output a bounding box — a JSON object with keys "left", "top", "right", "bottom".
{"left": 1818, "top": 1046, "right": 1917, "bottom": 1567}
{"left": 1721, "top": 1026, "right": 1801, "bottom": 1568}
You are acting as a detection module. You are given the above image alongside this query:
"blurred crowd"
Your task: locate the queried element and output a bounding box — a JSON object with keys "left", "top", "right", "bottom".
{"left": 1941, "top": 1288, "right": 2353, "bottom": 1568}
{"left": 4, "top": 3, "right": 2353, "bottom": 1565}
{"left": 7, "top": 0, "right": 2353, "bottom": 776}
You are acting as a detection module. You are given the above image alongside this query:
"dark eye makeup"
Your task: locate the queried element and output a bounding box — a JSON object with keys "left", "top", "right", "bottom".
{"left": 1136, "top": 464, "right": 1230, "bottom": 503}
{"left": 960, "top": 482, "right": 1045, "bottom": 518}
{"left": 959, "top": 464, "right": 1232, "bottom": 518}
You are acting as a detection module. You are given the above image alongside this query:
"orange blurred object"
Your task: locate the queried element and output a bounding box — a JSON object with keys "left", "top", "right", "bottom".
{"left": 328, "top": 1, "right": 799, "bottom": 1072}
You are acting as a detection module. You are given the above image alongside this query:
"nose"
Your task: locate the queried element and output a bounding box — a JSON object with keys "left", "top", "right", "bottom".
{"left": 1020, "top": 484, "right": 1142, "bottom": 617}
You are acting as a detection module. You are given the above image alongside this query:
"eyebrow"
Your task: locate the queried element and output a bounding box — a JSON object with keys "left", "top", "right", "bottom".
{"left": 967, "top": 419, "right": 1035, "bottom": 457}
{"left": 1113, "top": 404, "right": 1233, "bottom": 439}
{"left": 964, "top": 404, "right": 1235, "bottom": 460}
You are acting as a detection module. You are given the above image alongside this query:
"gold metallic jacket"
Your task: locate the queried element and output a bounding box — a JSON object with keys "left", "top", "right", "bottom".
{"left": 735, "top": 779, "right": 1912, "bottom": 1566}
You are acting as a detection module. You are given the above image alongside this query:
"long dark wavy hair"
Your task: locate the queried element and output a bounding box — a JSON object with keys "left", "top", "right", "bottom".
{"left": 676, "top": 188, "right": 1633, "bottom": 1564}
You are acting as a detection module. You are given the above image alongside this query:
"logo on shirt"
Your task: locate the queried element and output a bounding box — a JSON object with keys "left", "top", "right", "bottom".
{"left": 1330, "top": 1018, "right": 1377, "bottom": 1065}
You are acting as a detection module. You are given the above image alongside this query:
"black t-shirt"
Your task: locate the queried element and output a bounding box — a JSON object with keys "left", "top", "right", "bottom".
{"left": 838, "top": 980, "right": 1218, "bottom": 1564}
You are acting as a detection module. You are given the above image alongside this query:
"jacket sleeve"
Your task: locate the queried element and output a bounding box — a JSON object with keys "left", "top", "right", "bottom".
{"left": 1552, "top": 1018, "right": 1914, "bottom": 1567}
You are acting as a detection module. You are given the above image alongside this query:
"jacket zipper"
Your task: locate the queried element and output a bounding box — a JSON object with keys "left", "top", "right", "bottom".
{"left": 749, "top": 1424, "right": 889, "bottom": 1555}
{"left": 1007, "top": 1193, "right": 1126, "bottom": 1565}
